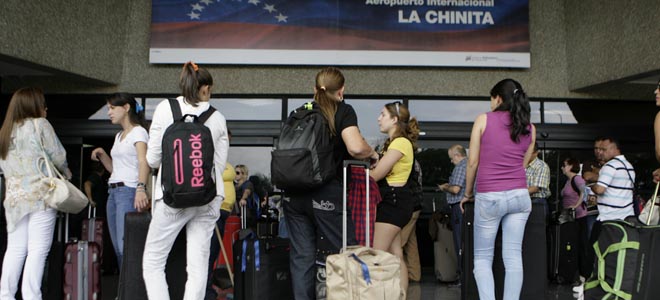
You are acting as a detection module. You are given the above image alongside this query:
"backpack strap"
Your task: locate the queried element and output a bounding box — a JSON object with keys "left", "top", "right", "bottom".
{"left": 168, "top": 98, "right": 183, "bottom": 121}
{"left": 570, "top": 175, "right": 580, "bottom": 194}
{"left": 198, "top": 106, "right": 217, "bottom": 124}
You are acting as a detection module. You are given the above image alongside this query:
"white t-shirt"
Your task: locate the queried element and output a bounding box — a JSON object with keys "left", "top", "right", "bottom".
{"left": 108, "top": 126, "right": 149, "bottom": 188}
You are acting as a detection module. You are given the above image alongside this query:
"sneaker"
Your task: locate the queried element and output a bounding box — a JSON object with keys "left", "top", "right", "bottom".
{"left": 572, "top": 283, "right": 584, "bottom": 293}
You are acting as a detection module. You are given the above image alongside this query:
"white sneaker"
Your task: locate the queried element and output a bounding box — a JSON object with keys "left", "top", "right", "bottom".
{"left": 572, "top": 283, "right": 584, "bottom": 293}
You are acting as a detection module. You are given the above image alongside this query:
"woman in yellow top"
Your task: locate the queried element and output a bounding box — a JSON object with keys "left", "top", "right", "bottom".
{"left": 371, "top": 101, "right": 420, "bottom": 295}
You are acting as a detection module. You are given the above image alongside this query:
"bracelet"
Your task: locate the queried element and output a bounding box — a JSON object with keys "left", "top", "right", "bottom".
{"left": 137, "top": 182, "right": 146, "bottom": 188}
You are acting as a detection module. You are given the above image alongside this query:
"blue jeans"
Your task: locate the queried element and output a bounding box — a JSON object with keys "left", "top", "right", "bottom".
{"left": 473, "top": 188, "right": 531, "bottom": 300}
{"left": 106, "top": 186, "right": 137, "bottom": 270}
{"left": 450, "top": 203, "right": 463, "bottom": 276}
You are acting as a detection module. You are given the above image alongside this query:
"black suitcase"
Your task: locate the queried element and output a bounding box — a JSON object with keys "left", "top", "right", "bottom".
{"left": 462, "top": 202, "right": 547, "bottom": 300}
{"left": 234, "top": 205, "right": 293, "bottom": 300}
{"left": 117, "top": 212, "right": 187, "bottom": 300}
{"left": 547, "top": 219, "right": 579, "bottom": 284}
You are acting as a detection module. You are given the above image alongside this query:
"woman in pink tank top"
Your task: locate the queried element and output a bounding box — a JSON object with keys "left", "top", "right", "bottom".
{"left": 459, "top": 79, "right": 536, "bottom": 300}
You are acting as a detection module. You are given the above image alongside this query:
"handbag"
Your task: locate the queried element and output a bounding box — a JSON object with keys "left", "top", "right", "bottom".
{"left": 34, "top": 120, "right": 88, "bottom": 213}
{"left": 639, "top": 182, "right": 660, "bottom": 225}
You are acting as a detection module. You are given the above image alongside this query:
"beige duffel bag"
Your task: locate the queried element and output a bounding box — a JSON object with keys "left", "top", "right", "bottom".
{"left": 326, "top": 246, "right": 401, "bottom": 300}
{"left": 325, "top": 161, "right": 403, "bottom": 300}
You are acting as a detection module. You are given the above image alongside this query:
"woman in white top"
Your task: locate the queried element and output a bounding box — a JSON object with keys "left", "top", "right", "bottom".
{"left": 143, "top": 62, "right": 229, "bottom": 300}
{"left": 91, "top": 93, "right": 150, "bottom": 270}
{"left": 0, "top": 87, "right": 72, "bottom": 299}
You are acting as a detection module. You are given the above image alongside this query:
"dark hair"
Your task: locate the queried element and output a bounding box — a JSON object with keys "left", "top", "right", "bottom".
{"left": 0, "top": 87, "right": 47, "bottom": 159}
{"left": 107, "top": 93, "right": 147, "bottom": 129}
{"left": 490, "top": 79, "right": 531, "bottom": 142}
{"left": 179, "top": 61, "right": 213, "bottom": 107}
{"left": 564, "top": 157, "right": 581, "bottom": 174}
{"left": 533, "top": 142, "right": 540, "bottom": 152}
{"left": 382, "top": 101, "right": 420, "bottom": 152}
{"left": 600, "top": 136, "right": 621, "bottom": 150}
{"left": 90, "top": 161, "right": 105, "bottom": 174}
{"left": 314, "top": 67, "right": 344, "bottom": 136}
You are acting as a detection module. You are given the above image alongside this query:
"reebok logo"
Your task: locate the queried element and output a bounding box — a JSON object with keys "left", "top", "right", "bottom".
{"left": 189, "top": 133, "right": 204, "bottom": 187}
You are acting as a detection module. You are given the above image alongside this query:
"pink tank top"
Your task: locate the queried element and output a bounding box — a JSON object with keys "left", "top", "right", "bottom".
{"left": 476, "top": 111, "right": 532, "bottom": 193}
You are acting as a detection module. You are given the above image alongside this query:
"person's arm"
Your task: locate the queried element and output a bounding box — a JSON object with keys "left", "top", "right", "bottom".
{"left": 592, "top": 164, "right": 613, "bottom": 195}
{"left": 84, "top": 180, "right": 97, "bottom": 207}
{"left": 212, "top": 115, "right": 229, "bottom": 200}
{"left": 239, "top": 185, "right": 252, "bottom": 207}
{"left": 134, "top": 140, "right": 150, "bottom": 212}
{"left": 91, "top": 147, "right": 113, "bottom": 174}
{"left": 528, "top": 186, "right": 540, "bottom": 195}
{"left": 460, "top": 114, "right": 486, "bottom": 212}
{"left": 446, "top": 185, "right": 461, "bottom": 194}
{"left": 522, "top": 125, "right": 537, "bottom": 168}
{"left": 39, "top": 119, "right": 71, "bottom": 178}
{"left": 146, "top": 100, "right": 168, "bottom": 169}
{"left": 655, "top": 111, "right": 660, "bottom": 162}
{"left": 370, "top": 148, "right": 403, "bottom": 182}
{"left": 341, "top": 126, "right": 376, "bottom": 160}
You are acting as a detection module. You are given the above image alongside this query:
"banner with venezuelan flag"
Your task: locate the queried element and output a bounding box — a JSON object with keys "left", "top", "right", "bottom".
{"left": 150, "top": 0, "right": 530, "bottom": 67}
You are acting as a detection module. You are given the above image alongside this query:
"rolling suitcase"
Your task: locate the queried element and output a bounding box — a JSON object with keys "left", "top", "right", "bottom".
{"left": 325, "top": 161, "right": 401, "bottom": 300}
{"left": 117, "top": 169, "right": 187, "bottom": 300}
{"left": 63, "top": 213, "right": 102, "bottom": 300}
{"left": 462, "top": 202, "right": 547, "bottom": 300}
{"left": 432, "top": 210, "right": 459, "bottom": 283}
{"left": 233, "top": 205, "right": 292, "bottom": 300}
{"left": 547, "top": 217, "right": 579, "bottom": 284}
{"left": 81, "top": 206, "right": 104, "bottom": 259}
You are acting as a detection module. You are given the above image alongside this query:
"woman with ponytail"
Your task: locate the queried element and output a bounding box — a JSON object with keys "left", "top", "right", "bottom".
{"left": 370, "top": 101, "right": 420, "bottom": 296}
{"left": 284, "top": 67, "right": 378, "bottom": 300}
{"left": 91, "top": 92, "right": 150, "bottom": 270}
{"left": 142, "top": 62, "right": 229, "bottom": 300}
{"left": 459, "top": 79, "right": 536, "bottom": 300}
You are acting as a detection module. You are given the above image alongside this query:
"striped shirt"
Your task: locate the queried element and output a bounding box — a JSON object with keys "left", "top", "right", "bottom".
{"left": 596, "top": 155, "right": 635, "bottom": 221}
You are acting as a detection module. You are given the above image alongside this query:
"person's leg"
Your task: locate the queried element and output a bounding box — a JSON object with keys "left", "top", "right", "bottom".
{"left": 473, "top": 191, "right": 505, "bottom": 300}
{"left": 183, "top": 199, "right": 220, "bottom": 300}
{"left": 577, "top": 217, "right": 591, "bottom": 279}
{"left": 451, "top": 203, "right": 464, "bottom": 277}
{"left": 284, "top": 196, "right": 316, "bottom": 300}
{"left": 20, "top": 208, "right": 56, "bottom": 300}
{"left": 106, "top": 188, "right": 120, "bottom": 267}
{"left": 500, "top": 189, "right": 531, "bottom": 300}
{"left": 142, "top": 200, "right": 194, "bottom": 300}
{"left": 401, "top": 210, "right": 421, "bottom": 282}
{"left": 0, "top": 215, "right": 29, "bottom": 300}
{"left": 114, "top": 186, "right": 137, "bottom": 268}
{"left": 388, "top": 232, "right": 408, "bottom": 297}
{"left": 205, "top": 209, "right": 229, "bottom": 300}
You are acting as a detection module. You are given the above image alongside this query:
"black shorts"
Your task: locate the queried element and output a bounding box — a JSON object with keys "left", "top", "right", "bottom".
{"left": 376, "top": 184, "right": 414, "bottom": 228}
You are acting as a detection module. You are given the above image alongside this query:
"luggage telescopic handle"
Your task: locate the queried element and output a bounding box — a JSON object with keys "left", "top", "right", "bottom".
{"left": 342, "top": 160, "right": 371, "bottom": 251}
{"left": 241, "top": 205, "right": 247, "bottom": 230}
{"left": 646, "top": 182, "right": 660, "bottom": 225}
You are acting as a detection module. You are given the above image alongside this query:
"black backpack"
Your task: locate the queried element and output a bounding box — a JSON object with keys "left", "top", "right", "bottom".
{"left": 271, "top": 102, "right": 335, "bottom": 191}
{"left": 161, "top": 98, "right": 217, "bottom": 208}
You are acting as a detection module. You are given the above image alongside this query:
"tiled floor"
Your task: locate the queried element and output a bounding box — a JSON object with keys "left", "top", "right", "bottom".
{"left": 102, "top": 268, "right": 578, "bottom": 300}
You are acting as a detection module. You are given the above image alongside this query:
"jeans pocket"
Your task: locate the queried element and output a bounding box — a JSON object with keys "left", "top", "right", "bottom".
{"left": 513, "top": 191, "right": 532, "bottom": 213}
{"left": 477, "top": 196, "right": 499, "bottom": 221}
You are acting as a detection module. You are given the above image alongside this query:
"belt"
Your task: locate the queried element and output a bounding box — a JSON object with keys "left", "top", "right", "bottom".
{"left": 109, "top": 182, "right": 125, "bottom": 188}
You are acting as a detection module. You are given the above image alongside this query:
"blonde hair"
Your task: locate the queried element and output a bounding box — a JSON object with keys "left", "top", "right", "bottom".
{"left": 314, "top": 67, "right": 345, "bottom": 136}
{"left": 235, "top": 164, "right": 249, "bottom": 177}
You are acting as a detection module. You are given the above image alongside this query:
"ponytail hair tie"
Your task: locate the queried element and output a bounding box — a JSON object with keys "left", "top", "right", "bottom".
{"left": 513, "top": 89, "right": 519, "bottom": 95}
{"left": 319, "top": 86, "right": 327, "bottom": 91}
{"left": 135, "top": 100, "right": 144, "bottom": 114}
{"left": 185, "top": 61, "right": 199, "bottom": 72}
